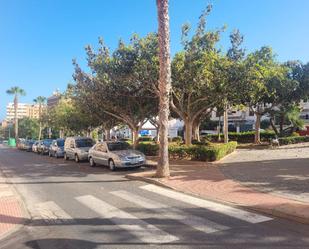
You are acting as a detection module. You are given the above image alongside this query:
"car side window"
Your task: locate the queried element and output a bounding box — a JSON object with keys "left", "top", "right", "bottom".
{"left": 70, "top": 141, "right": 75, "bottom": 148}
{"left": 96, "top": 143, "right": 107, "bottom": 152}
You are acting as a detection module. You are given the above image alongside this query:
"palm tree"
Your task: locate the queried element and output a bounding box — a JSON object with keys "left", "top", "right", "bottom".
{"left": 156, "top": 0, "right": 171, "bottom": 178}
{"left": 33, "top": 96, "right": 46, "bottom": 140}
{"left": 6, "top": 87, "right": 26, "bottom": 139}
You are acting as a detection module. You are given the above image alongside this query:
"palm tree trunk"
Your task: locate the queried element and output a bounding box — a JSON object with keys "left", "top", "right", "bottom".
{"left": 38, "top": 104, "right": 42, "bottom": 140}
{"left": 156, "top": 0, "right": 171, "bottom": 178}
{"left": 14, "top": 95, "right": 18, "bottom": 139}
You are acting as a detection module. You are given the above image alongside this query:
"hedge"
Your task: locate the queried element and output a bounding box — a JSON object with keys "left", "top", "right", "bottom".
{"left": 169, "top": 142, "right": 237, "bottom": 162}
{"left": 138, "top": 136, "right": 153, "bottom": 142}
{"left": 136, "top": 143, "right": 159, "bottom": 156}
{"left": 278, "top": 136, "right": 309, "bottom": 145}
{"left": 206, "top": 131, "right": 276, "bottom": 143}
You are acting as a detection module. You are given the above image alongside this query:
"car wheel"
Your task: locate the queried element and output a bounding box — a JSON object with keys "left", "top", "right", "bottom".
{"left": 89, "top": 157, "right": 96, "bottom": 167}
{"left": 75, "top": 154, "right": 80, "bottom": 163}
{"left": 64, "top": 153, "right": 69, "bottom": 160}
{"left": 109, "top": 160, "right": 116, "bottom": 171}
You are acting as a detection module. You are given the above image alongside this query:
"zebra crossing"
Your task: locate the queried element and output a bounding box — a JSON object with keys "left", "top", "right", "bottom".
{"left": 33, "top": 184, "right": 273, "bottom": 244}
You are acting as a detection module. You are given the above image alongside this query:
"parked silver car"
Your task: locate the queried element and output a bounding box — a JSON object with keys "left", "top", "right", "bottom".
{"left": 32, "top": 141, "right": 40, "bottom": 152}
{"left": 49, "top": 139, "right": 65, "bottom": 158}
{"left": 37, "top": 139, "right": 53, "bottom": 155}
{"left": 88, "top": 141, "right": 146, "bottom": 170}
{"left": 64, "top": 137, "right": 95, "bottom": 162}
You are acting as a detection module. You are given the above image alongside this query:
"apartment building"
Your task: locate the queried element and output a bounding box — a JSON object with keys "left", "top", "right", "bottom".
{"left": 6, "top": 103, "right": 44, "bottom": 120}
{"left": 47, "top": 90, "right": 61, "bottom": 109}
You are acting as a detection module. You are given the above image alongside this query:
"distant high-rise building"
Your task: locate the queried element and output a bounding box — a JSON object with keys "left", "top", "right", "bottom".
{"left": 47, "top": 90, "right": 61, "bottom": 109}
{"left": 6, "top": 103, "right": 44, "bottom": 120}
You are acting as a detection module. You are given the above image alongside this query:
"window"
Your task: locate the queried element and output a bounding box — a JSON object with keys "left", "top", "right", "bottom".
{"left": 76, "top": 139, "right": 94, "bottom": 148}
{"left": 107, "top": 142, "right": 129, "bottom": 151}
{"left": 70, "top": 141, "right": 75, "bottom": 148}
{"left": 57, "top": 140, "right": 64, "bottom": 147}
{"left": 96, "top": 143, "right": 107, "bottom": 152}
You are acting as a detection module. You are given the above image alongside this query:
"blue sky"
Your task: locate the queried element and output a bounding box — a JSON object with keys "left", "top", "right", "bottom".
{"left": 1, "top": 0, "right": 309, "bottom": 119}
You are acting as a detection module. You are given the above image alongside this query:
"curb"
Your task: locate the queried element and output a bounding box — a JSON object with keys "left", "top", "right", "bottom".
{"left": 126, "top": 172, "right": 309, "bottom": 225}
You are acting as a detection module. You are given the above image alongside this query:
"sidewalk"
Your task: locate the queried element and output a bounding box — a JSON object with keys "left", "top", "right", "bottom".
{"left": 0, "top": 147, "right": 27, "bottom": 240}
{"left": 127, "top": 158, "right": 309, "bottom": 225}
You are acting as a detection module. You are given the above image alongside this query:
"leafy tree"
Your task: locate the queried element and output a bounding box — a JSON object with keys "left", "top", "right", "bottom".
{"left": 218, "top": 29, "right": 246, "bottom": 143}
{"left": 242, "top": 47, "right": 283, "bottom": 143}
{"left": 6, "top": 86, "right": 26, "bottom": 139}
{"left": 171, "top": 5, "right": 225, "bottom": 145}
{"left": 73, "top": 33, "right": 159, "bottom": 148}
{"left": 18, "top": 117, "right": 39, "bottom": 139}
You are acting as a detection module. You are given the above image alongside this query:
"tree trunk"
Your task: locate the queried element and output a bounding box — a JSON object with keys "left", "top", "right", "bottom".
{"left": 184, "top": 119, "right": 193, "bottom": 146}
{"left": 255, "top": 113, "right": 261, "bottom": 144}
{"left": 270, "top": 116, "right": 279, "bottom": 136}
{"left": 104, "top": 129, "right": 111, "bottom": 141}
{"left": 59, "top": 130, "right": 63, "bottom": 138}
{"left": 192, "top": 122, "right": 200, "bottom": 142}
{"left": 38, "top": 104, "right": 42, "bottom": 140}
{"left": 38, "top": 122, "right": 42, "bottom": 140}
{"left": 223, "top": 107, "right": 229, "bottom": 144}
{"left": 218, "top": 116, "right": 221, "bottom": 142}
{"left": 156, "top": 126, "right": 160, "bottom": 144}
{"left": 132, "top": 128, "right": 139, "bottom": 149}
{"left": 279, "top": 113, "right": 284, "bottom": 136}
{"left": 14, "top": 95, "right": 18, "bottom": 140}
{"left": 156, "top": 0, "right": 171, "bottom": 178}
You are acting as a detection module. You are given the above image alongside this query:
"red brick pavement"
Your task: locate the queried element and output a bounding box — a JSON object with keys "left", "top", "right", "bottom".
{"left": 0, "top": 170, "right": 26, "bottom": 240}
{"left": 128, "top": 160, "right": 309, "bottom": 224}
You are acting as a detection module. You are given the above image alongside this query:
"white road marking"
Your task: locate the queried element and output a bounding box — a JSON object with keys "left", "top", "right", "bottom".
{"left": 140, "top": 184, "right": 273, "bottom": 224}
{"left": 75, "top": 195, "right": 178, "bottom": 243}
{"left": 0, "top": 190, "right": 14, "bottom": 197}
{"left": 111, "top": 190, "right": 229, "bottom": 234}
{"left": 35, "top": 201, "right": 73, "bottom": 224}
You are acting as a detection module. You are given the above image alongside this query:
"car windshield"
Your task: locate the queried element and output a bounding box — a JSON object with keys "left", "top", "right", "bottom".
{"left": 76, "top": 139, "right": 94, "bottom": 148}
{"left": 43, "top": 140, "right": 52, "bottom": 145}
{"left": 57, "top": 140, "right": 64, "bottom": 147}
{"left": 107, "top": 142, "right": 129, "bottom": 151}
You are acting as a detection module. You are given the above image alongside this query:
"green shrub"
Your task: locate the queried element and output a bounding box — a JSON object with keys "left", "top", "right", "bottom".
{"left": 137, "top": 140, "right": 238, "bottom": 161}
{"left": 278, "top": 136, "right": 309, "bottom": 145}
{"left": 206, "top": 131, "right": 276, "bottom": 143}
{"left": 171, "top": 136, "right": 183, "bottom": 143}
{"left": 136, "top": 142, "right": 159, "bottom": 156}
{"left": 168, "top": 141, "right": 237, "bottom": 162}
{"left": 168, "top": 144, "right": 190, "bottom": 159}
{"left": 291, "top": 132, "right": 300, "bottom": 137}
{"left": 138, "top": 136, "right": 153, "bottom": 142}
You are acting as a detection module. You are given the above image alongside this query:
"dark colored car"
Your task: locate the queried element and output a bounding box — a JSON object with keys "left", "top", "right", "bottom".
{"left": 49, "top": 139, "right": 65, "bottom": 158}
{"left": 37, "top": 139, "right": 53, "bottom": 155}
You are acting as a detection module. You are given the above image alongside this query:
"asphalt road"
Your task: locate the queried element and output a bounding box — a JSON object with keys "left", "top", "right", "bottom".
{"left": 0, "top": 146, "right": 309, "bottom": 249}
